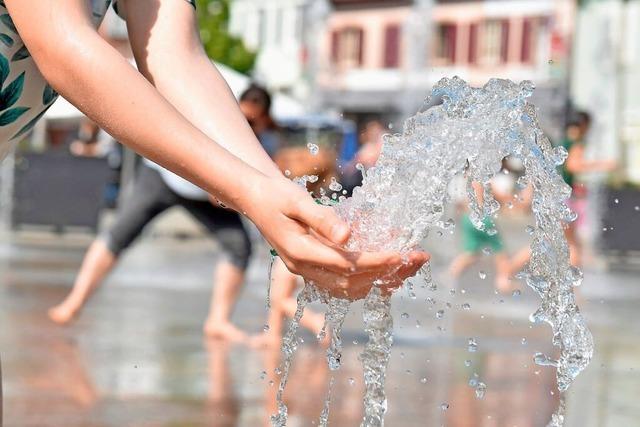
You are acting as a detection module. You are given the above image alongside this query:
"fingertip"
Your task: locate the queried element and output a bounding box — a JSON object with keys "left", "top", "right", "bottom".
{"left": 331, "top": 222, "right": 350, "bottom": 245}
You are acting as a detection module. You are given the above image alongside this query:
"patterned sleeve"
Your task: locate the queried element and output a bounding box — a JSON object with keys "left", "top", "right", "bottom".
{"left": 112, "top": 0, "right": 196, "bottom": 20}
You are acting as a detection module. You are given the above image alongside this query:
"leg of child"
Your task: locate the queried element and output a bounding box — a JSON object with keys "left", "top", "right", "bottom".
{"left": 251, "top": 260, "right": 327, "bottom": 348}
{"left": 495, "top": 252, "right": 512, "bottom": 294}
{"left": 448, "top": 252, "right": 478, "bottom": 279}
{"left": 509, "top": 246, "right": 531, "bottom": 277}
{"left": 204, "top": 261, "right": 248, "bottom": 343}
{"left": 49, "top": 166, "right": 170, "bottom": 324}
{"left": 48, "top": 240, "right": 116, "bottom": 324}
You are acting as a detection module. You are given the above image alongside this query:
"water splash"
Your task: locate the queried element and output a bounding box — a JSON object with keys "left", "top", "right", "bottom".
{"left": 271, "top": 77, "right": 593, "bottom": 426}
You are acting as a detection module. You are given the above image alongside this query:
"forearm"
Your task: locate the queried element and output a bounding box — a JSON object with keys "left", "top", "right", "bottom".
{"left": 125, "top": 0, "right": 282, "bottom": 179}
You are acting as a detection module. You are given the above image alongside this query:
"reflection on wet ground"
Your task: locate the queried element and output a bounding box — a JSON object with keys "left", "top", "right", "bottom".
{"left": 1, "top": 227, "right": 639, "bottom": 427}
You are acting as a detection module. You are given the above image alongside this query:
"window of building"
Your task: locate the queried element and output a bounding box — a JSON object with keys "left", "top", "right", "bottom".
{"left": 520, "top": 17, "right": 545, "bottom": 63}
{"left": 468, "top": 22, "right": 478, "bottom": 64}
{"left": 480, "top": 19, "right": 509, "bottom": 65}
{"left": 331, "top": 27, "right": 365, "bottom": 68}
{"left": 435, "top": 23, "right": 457, "bottom": 64}
{"left": 383, "top": 25, "right": 401, "bottom": 68}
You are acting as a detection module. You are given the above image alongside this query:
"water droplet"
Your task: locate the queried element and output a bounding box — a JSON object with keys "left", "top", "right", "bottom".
{"left": 521, "top": 338, "right": 527, "bottom": 345}
{"left": 512, "top": 289, "right": 521, "bottom": 297}
{"left": 329, "top": 177, "right": 343, "bottom": 192}
{"left": 348, "top": 377, "right": 355, "bottom": 386}
{"left": 478, "top": 271, "right": 487, "bottom": 280}
{"left": 635, "top": 206, "right": 639, "bottom": 211}
{"left": 464, "top": 359, "right": 472, "bottom": 367}
{"left": 440, "top": 403, "right": 450, "bottom": 411}
{"left": 436, "top": 309, "right": 445, "bottom": 319}
{"left": 468, "top": 337, "right": 478, "bottom": 352}
{"left": 415, "top": 320, "right": 421, "bottom": 328}
{"left": 420, "top": 377, "right": 428, "bottom": 384}
{"left": 260, "top": 370, "right": 267, "bottom": 380}
{"left": 614, "top": 198, "right": 619, "bottom": 204}
{"left": 534, "top": 353, "right": 557, "bottom": 367}
{"left": 307, "top": 142, "right": 319, "bottom": 155}
{"left": 284, "top": 169, "right": 291, "bottom": 177}
{"left": 486, "top": 228, "right": 498, "bottom": 236}
{"left": 401, "top": 312, "right": 410, "bottom": 319}
{"left": 461, "top": 303, "right": 471, "bottom": 310}
{"left": 482, "top": 247, "right": 493, "bottom": 255}
{"left": 525, "top": 225, "right": 535, "bottom": 235}
{"left": 269, "top": 380, "right": 275, "bottom": 386}
{"left": 475, "top": 382, "right": 487, "bottom": 399}
{"left": 263, "top": 324, "right": 270, "bottom": 332}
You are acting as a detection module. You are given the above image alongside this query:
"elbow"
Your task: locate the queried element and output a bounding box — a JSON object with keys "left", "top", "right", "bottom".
{"left": 25, "top": 28, "right": 96, "bottom": 93}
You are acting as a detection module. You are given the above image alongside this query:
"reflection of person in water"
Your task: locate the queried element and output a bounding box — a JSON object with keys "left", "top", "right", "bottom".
{"left": 204, "top": 340, "right": 240, "bottom": 426}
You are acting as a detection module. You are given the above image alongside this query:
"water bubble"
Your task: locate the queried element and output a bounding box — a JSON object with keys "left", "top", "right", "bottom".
{"left": 307, "top": 142, "right": 319, "bottom": 155}
{"left": 475, "top": 382, "right": 487, "bottom": 399}
{"left": 284, "top": 169, "right": 291, "bottom": 177}
{"left": 534, "top": 353, "right": 558, "bottom": 367}
{"left": 468, "top": 337, "right": 478, "bottom": 352}
{"left": 307, "top": 174, "right": 319, "bottom": 183}
{"left": 486, "top": 228, "right": 498, "bottom": 236}
{"left": 468, "top": 373, "right": 479, "bottom": 387}
{"left": 329, "top": 177, "right": 343, "bottom": 192}
{"left": 478, "top": 271, "right": 487, "bottom": 280}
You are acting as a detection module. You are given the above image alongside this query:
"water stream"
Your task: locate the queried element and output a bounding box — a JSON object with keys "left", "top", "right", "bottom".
{"left": 271, "top": 77, "right": 593, "bottom": 426}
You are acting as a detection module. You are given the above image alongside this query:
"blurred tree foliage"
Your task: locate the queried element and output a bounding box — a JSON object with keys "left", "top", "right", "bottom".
{"left": 195, "top": 0, "right": 257, "bottom": 74}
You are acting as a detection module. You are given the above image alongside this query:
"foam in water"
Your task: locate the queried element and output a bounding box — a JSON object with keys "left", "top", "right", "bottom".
{"left": 271, "top": 77, "right": 593, "bottom": 426}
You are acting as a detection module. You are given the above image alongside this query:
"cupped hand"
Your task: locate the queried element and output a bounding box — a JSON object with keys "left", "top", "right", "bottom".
{"left": 244, "top": 176, "right": 430, "bottom": 299}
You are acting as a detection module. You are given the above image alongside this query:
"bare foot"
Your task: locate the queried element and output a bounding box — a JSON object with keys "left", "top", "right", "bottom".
{"left": 204, "top": 320, "right": 248, "bottom": 344}
{"left": 48, "top": 302, "right": 80, "bottom": 325}
{"left": 495, "top": 275, "right": 513, "bottom": 294}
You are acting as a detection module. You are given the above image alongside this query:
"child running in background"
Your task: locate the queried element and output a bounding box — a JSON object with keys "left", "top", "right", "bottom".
{"left": 447, "top": 172, "right": 514, "bottom": 293}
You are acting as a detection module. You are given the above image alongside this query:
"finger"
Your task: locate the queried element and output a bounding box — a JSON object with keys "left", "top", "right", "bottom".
{"left": 290, "top": 198, "right": 350, "bottom": 246}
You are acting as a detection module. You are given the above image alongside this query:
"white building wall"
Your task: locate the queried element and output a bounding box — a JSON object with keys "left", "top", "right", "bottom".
{"left": 229, "top": 0, "right": 311, "bottom": 91}
{"left": 571, "top": 0, "right": 640, "bottom": 183}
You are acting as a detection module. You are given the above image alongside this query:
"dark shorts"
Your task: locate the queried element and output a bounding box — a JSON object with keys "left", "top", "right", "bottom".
{"left": 103, "top": 165, "right": 252, "bottom": 270}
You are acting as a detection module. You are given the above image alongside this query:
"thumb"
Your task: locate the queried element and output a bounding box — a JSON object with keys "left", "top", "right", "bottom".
{"left": 292, "top": 199, "right": 350, "bottom": 245}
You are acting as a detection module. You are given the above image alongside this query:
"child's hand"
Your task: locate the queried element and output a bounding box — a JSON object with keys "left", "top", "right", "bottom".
{"left": 244, "top": 176, "right": 430, "bottom": 300}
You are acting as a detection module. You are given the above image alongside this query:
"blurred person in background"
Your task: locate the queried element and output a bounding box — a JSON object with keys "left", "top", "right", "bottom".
{"left": 341, "top": 119, "right": 386, "bottom": 193}
{"left": 447, "top": 171, "right": 513, "bottom": 293}
{"left": 49, "top": 159, "right": 253, "bottom": 343}
{"left": 510, "top": 111, "right": 617, "bottom": 272}
{"left": 239, "top": 84, "right": 280, "bottom": 158}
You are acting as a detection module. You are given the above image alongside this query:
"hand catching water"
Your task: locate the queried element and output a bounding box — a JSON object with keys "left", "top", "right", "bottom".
{"left": 245, "top": 176, "right": 429, "bottom": 300}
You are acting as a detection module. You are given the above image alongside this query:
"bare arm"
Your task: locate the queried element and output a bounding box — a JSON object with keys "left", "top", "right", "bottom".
{"left": 566, "top": 144, "right": 616, "bottom": 174}
{"left": 5, "top": 0, "right": 428, "bottom": 298}
{"left": 123, "top": 0, "right": 281, "bottom": 180}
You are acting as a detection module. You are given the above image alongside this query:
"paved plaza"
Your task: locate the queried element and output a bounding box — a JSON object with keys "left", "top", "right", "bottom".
{"left": 0, "top": 217, "right": 639, "bottom": 427}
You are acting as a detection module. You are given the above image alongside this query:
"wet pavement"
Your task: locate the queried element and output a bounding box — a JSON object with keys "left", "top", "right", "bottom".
{"left": 1, "top": 216, "right": 639, "bottom": 427}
